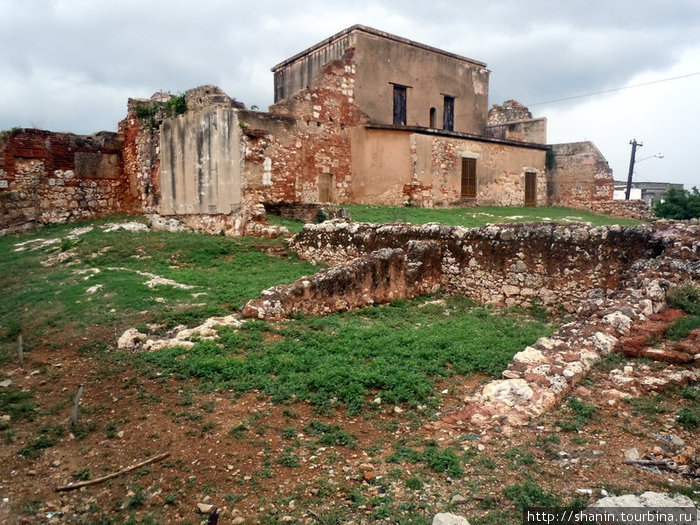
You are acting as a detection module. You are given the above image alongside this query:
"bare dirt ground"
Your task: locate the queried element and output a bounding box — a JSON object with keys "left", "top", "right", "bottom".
{"left": 1, "top": 331, "right": 697, "bottom": 524}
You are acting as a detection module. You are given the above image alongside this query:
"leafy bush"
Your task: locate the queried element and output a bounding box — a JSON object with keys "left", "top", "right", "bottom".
{"left": 677, "top": 408, "right": 699, "bottom": 430}
{"left": 653, "top": 187, "right": 700, "bottom": 219}
{"left": 667, "top": 285, "right": 700, "bottom": 315}
{"left": 503, "top": 479, "right": 560, "bottom": 509}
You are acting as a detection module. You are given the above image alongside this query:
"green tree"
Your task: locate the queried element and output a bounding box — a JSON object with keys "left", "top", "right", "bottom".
{"left": 653, "top": 187, "right": 700, "bottom": 219}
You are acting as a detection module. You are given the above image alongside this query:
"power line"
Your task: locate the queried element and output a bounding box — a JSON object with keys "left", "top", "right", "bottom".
{"left": 528, "top": 71, "right": 700, "bottom": 107}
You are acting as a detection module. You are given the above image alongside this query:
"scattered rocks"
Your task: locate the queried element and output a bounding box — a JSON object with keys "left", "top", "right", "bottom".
{"left": 450, "top": 494, "right": 468, "bottom": 505}
{"left": 196, "top": 502, "right": 215, "bottom": 514}
{"left": 624, "top": 448, "right": 640, "bottom": 461}
{"left": 117, "top": 328, "right": 148, "bottom": 351}
{"left": 432, "top": 512, "right": 470, "bottom": 525}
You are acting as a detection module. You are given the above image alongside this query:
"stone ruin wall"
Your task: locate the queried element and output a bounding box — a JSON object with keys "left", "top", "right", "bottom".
{"left": 246, "top": 219, "right": 699, "bottom": 428}
{"left": 243, "top": 241, "right": 443, "bottom": 320}
{"left": 257, "top": 46, "right": 368, "bottom": 206}
{"left": 547, "top": 141, "right": 651, "bottom": 219}
{"left": 286, "top": 221, "right": 667, "bottom": 313}
{"left": 0, "top": 128, "right": 136, "bottom": 235}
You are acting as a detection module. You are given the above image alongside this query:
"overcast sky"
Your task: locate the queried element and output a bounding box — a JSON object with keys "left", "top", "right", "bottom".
{"left": 1, "top": 0, "right": 699, "bottom": 188}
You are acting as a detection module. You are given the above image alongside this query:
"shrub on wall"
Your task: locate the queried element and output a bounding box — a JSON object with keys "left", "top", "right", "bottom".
{"left": 653, "top": 187, "right": 700, "bottom": 220}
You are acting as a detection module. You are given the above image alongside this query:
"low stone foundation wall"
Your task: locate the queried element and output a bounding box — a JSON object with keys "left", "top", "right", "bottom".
{"left": 289, "top": 221, "right": 666, "bottom": 312}
{"left": 574, "top": 199, "right": 653, "bottom": 220}
{"left": 243, "top": 241, "right": 442, "bottom": 320}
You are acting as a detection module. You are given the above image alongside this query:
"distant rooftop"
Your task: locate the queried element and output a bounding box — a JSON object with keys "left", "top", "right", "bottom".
{"left": 271, "top": 24, "right": 487, "bottom": 72}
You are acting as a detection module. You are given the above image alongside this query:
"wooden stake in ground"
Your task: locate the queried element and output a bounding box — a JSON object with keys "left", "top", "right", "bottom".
{"left": 56, "top": 452, "right": 171, "bottom": 492}
{"left": 70, "top": 384, "right": 84, "bottom": 428}
{"left": 17, "top": 333, "right": 23, "bottom": 362}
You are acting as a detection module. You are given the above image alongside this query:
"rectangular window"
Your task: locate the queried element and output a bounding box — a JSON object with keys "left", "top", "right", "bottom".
{"left": 393, "top": 85, "right": 407, "bottom": 126}
{"left": 443, "top": 96, "right": 454, "bottom": 131}
{"left": 461, "top": 158, "right": 476, "bottom": 198}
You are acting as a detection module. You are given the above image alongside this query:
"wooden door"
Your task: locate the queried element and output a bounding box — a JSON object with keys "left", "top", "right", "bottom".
{"left": 525, "top": 172, "right": 537, "bottom": 207}
{"left": 461, "top": 158, "right": 476, "bottom": 199}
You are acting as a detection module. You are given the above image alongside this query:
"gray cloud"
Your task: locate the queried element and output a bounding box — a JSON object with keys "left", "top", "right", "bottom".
{"left": 1, "top": 0, "right": 698, "bottom": 186}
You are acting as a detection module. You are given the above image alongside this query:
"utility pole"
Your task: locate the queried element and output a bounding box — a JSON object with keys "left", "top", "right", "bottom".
{"left": 625, "top": 139, "right": 643, "bottom": 200}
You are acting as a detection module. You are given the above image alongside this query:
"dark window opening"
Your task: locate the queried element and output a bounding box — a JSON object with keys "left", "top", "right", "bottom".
{"left": 429, "top": 107, "right": 437, "bottom": 128}
{"left": 393, "top": 85, "right": 407, "bottom": 126}
{"left": 443, "top": 95, "right": 454, "bottom": 131}
{"left": 461, "top": 158, "right": 476, "bottom": 199}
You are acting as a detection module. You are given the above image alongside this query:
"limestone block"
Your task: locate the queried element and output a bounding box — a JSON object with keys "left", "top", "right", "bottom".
{"left": 512, "top": 346, "right": 546, "bottom": 366}
{"left": 481, "top": 379, "right": 533, "bottom": 407}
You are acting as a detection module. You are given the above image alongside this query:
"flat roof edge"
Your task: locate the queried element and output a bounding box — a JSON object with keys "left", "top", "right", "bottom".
{"left": 364, "top": 123, "right": 550, "bottom": 150}
{"left": 271, "top": 25, "right": 487, "bottom": 72}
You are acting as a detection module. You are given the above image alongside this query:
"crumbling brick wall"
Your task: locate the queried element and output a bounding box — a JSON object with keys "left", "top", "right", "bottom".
{"left": 253, "top": 47, "right": 368, "bottom": 205}
{"left": 547, "top": 141, "right": 614, "bottom": 205}
{"left": 0, "top": 128, "right": 132, "bottom": 233}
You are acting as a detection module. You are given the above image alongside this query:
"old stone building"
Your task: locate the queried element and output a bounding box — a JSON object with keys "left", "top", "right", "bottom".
{"left": 1, "top": 25, "right": 634, "bottom": 235}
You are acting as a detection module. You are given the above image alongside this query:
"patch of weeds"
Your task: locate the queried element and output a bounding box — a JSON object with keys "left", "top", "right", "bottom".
{"left": 423, "top": 442, "right": 464, "bottom": 477}
{"left": 78, "top": 340, "right": 110, "bottom": 354}
{"left": 667, "top": 315, "right": 700, "bottom": 340}
{"left": 223, "top": 493, "right": 244, "bottom": 507}
{"left": 476, "top": 456, "right": 497, "bottom": 469}
{"left": 0, "top": 385, "right": 36, "bottom": 421}
{"left": 200, "top": 400, "right": 216, "bottom": 413}
{"left": 282, "top": 407, "right": 299, "bottom": 419}
{"left": 368, "top": 443, "right": 384, "bottom": 456}
{"left": 570, "top": 436, "right": 588, "bottom": 445}
{"left": 20, "top": 499, "right": 42, "bottom": 515}
{"left": 667, "top": 285, "right": 700, "bottom": 340}
{"left": 558, "top": 397, "right": 596, "bottom": 431}
{"left": 277, "top": 446, "right": 301, "bottom": 467}
{"left": 676, "top": 407, "right": 699, "bottom": 430}
{"left": 405, "top": 476, "right": 424, "bottom": 490}
{"left": 229, "top": 421, "right": 248, "bottom": 439}
{"left": 304, "top": 420, "right": 356, "bottom": 447}
{"left": 471, "top": 509, "right": 519, "bottom": 525}
{"left": 200, "top": 421, "right": 216, "bottom": 436}
{"left": 387, "top": 440, "right": 464, "bottom": 477}
{"left": 681, "top": 386, "right": 699, "bottom": 400}
{"left": 624, "top": 395, "right": 667, "bottom": 416}
{"left": 72, "top": 420, "right": 98, "bottom": 440}
{"left": 164, "top": 492, "right": 178, "bottom": 505}
{"left": 176, "top": 391, "right": 194, "bottom": 406}
{"left": 126, "top": 484, "right": 146, "bottom": 508}
{"left": 73, "top": 468, "right": 91, "bottom": 481}
{"left": 105, "top": 421, "right": 117, "bottom": 438}
{"left": 667, "top": 285, "right": 700, "bottom": 314}
{"left": 504, "top": 446, "right": 535, "bottom": 467}
{"left": 281, "top": 426, "right": 298, "bottom": 440}
{"left": 503, "top": 479, "right": 560, "bottom": 510}
{"left": 19, "top": 424, "right": 64, "bottom": 458}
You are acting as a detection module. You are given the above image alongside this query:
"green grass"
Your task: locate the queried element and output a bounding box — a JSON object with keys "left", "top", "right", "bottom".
{"left": 0, "top": 216, "right": 320, "bottom": 343}
{"left": 387, "top": 439, "right": 467, "bottom": 478}
{"left": 666, "top": 285, "right": 700, "bottom": 340}
{"left": 141, "top": 295, "right": 552, "bottom": 414}
{"left": 344, "top": 205, "right": 643, "bottom": 228}
{"left": 557, "top": 397, "right": 596, "bottom": 431}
